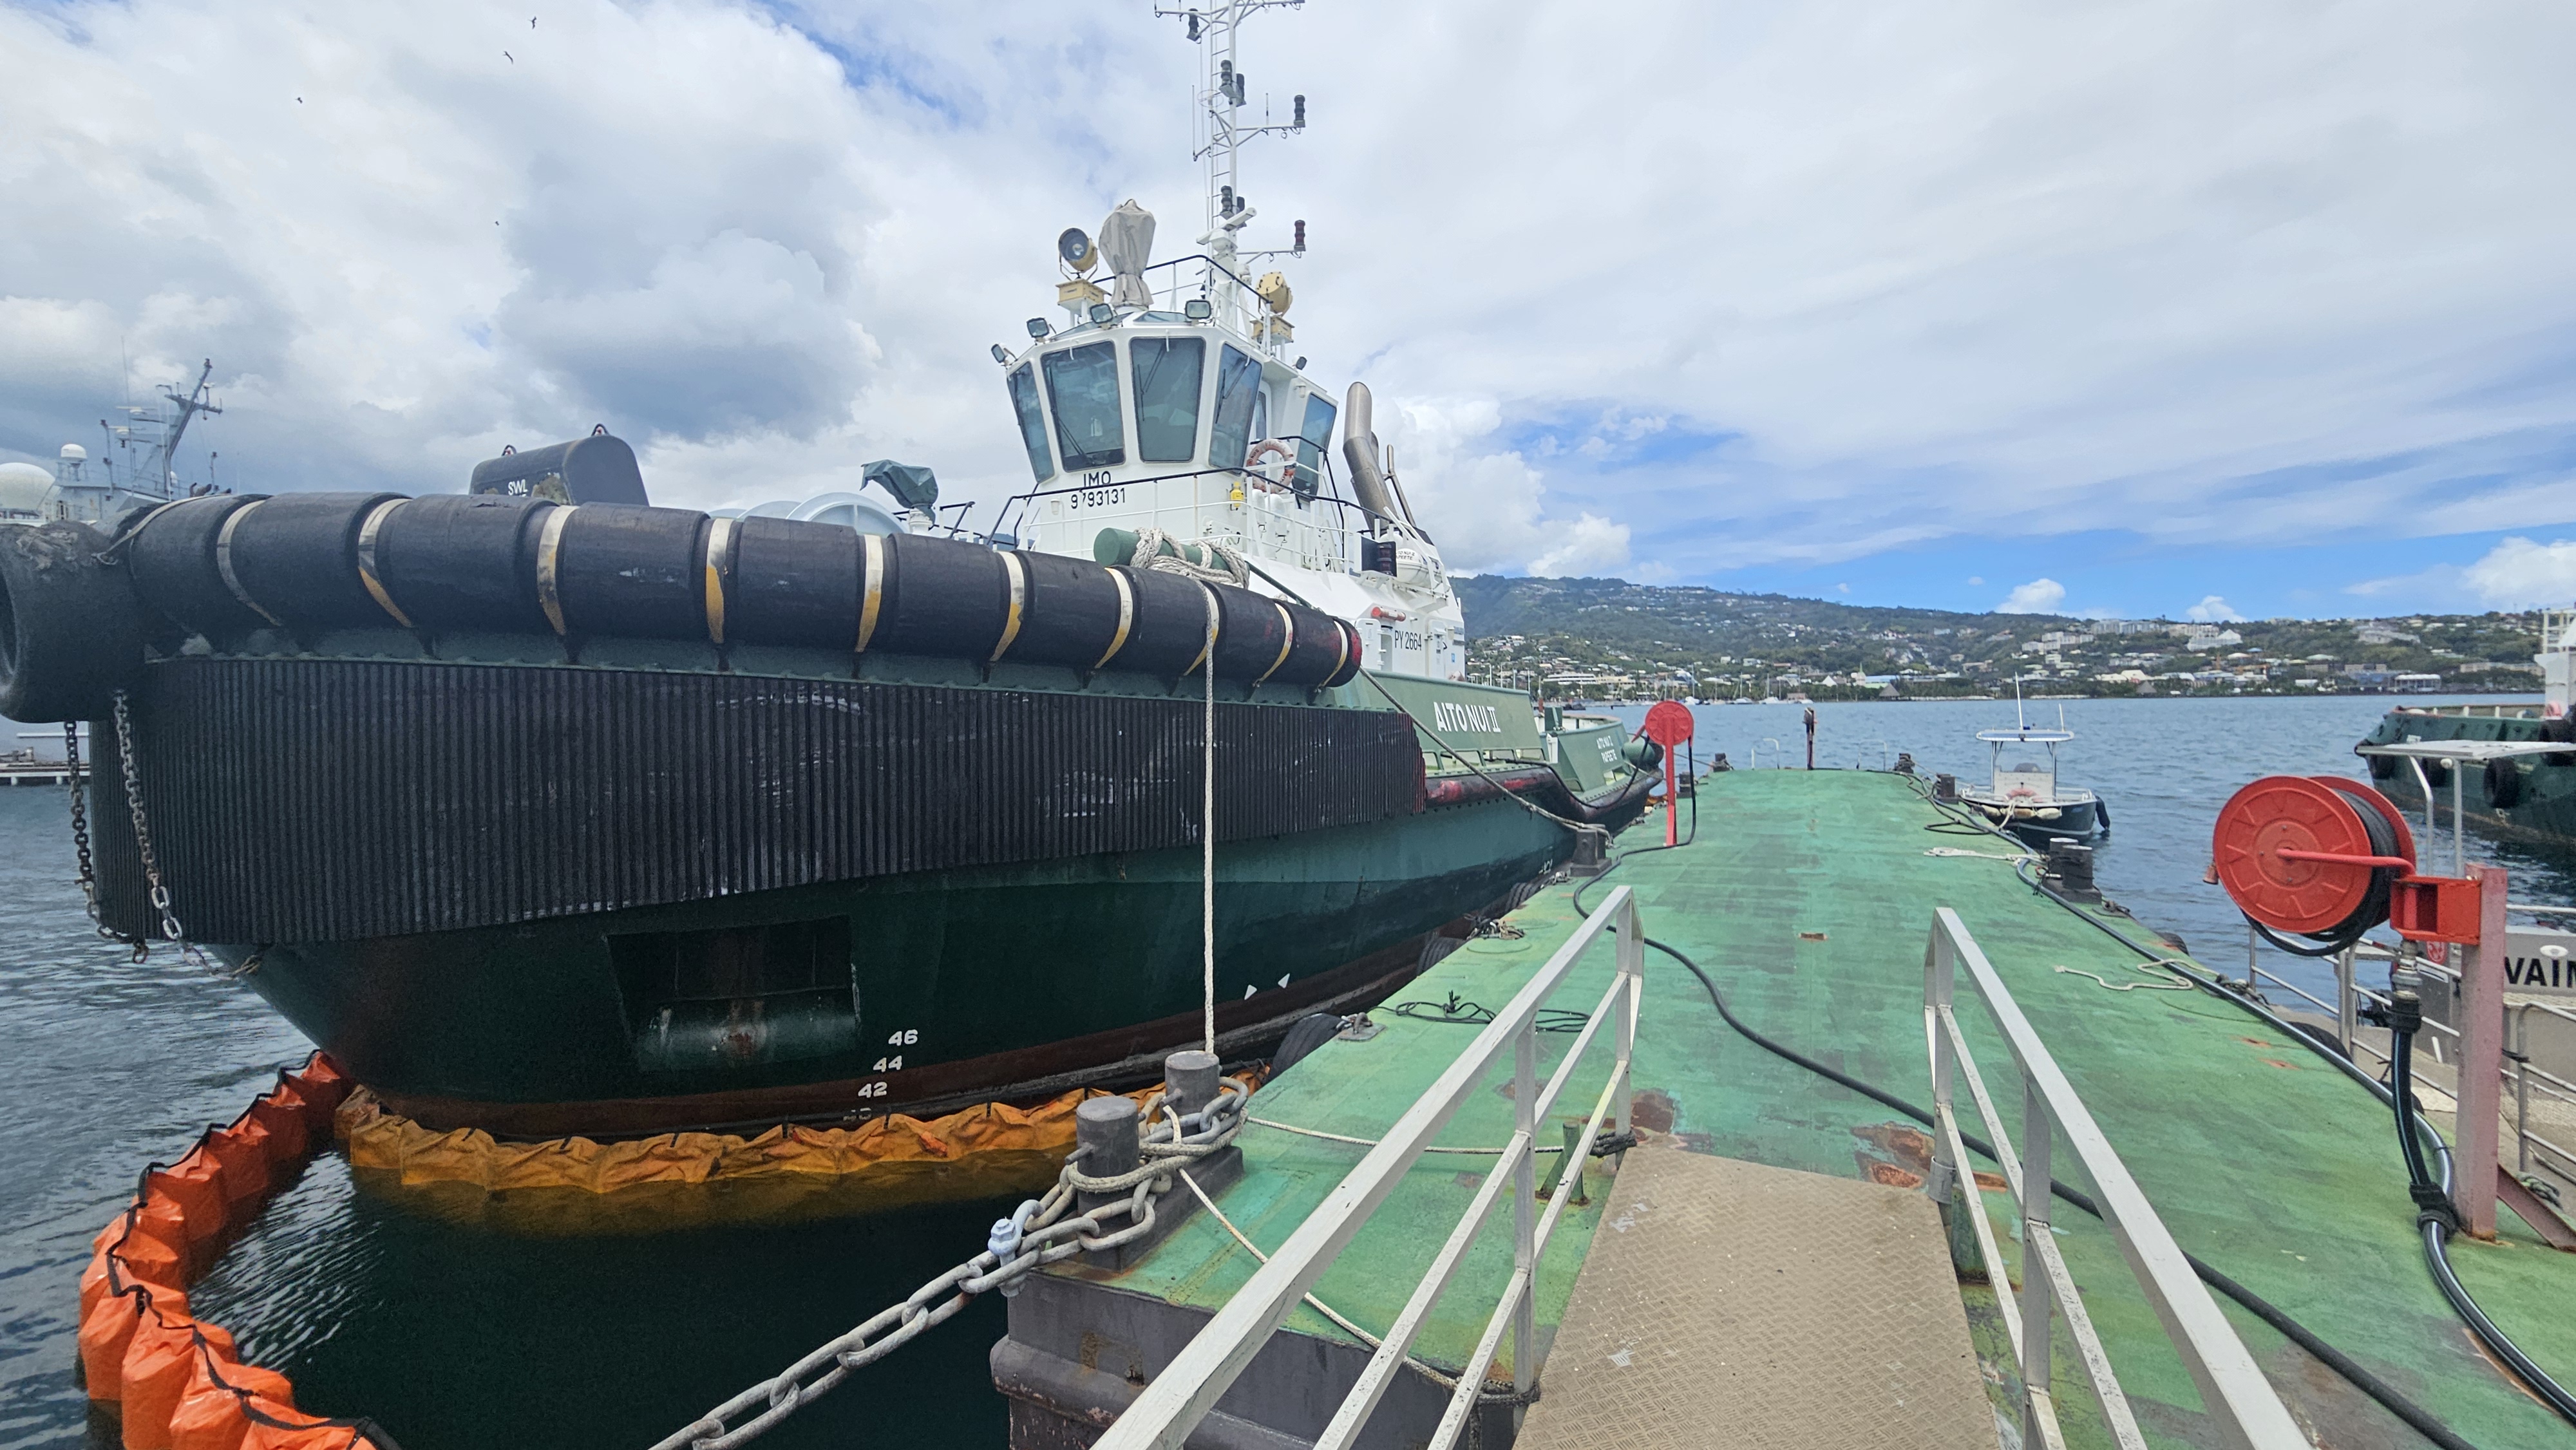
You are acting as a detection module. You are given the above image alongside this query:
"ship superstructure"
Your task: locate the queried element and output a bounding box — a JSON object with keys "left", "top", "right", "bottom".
{"left": 991, "top": 0, "right": 1463, "bottom": 683}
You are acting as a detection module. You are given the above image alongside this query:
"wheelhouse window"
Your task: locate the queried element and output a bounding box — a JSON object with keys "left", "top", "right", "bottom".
{"left": 1041, "top": 343, "right": 1126, "bottom": 470}
{"left": 1130, "top": 336, "right": 1206, "bottom": 464}
{"left": 1006, "top": 364, "right": 1054, "bottom": 483}
{"left": 1208, "top": 344, "right": 1262, "bottom": 470}
{"left": 1293, "top": 393, "right": 1338, "bottom": 498}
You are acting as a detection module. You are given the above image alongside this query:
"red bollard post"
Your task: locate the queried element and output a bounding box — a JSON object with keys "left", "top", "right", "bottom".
{"left": 2456, "top": 863, "right": 2508, "bottom": 1238}
{"left": 1642, "top": 702, "right": 1696, "bottom": 850}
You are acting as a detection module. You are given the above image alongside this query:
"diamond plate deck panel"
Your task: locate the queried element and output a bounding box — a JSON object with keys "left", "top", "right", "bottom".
{"left": 1517, "top": 1145, "right": 1996, "bottom": 1450}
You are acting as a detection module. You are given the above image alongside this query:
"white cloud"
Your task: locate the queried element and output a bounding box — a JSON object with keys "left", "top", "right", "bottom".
{"left": 2463, "top": 537, "right": 2576, "bottom": 609}
{"left": 1966, "top": 576, "right": 1985, "bottom": 586}
{"left": 2184, "top": 595, "right": 2243, "bottom": 622}
{"left": 5, "top": 0, "right": 2575, "bottom": 593}
{"left": 1995, "top": 578, "right": 2067, "bottom": 615}
{"left": 1529, "top": 514, "right": 1632, "bottom": 578}
{"left": 1376, "top": 398, "right": 1629, "bottom": 575}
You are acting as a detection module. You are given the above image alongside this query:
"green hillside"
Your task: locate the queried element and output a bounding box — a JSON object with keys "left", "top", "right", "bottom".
{"left": 1452, "top": 574, "right": 2545, "bottom": 702}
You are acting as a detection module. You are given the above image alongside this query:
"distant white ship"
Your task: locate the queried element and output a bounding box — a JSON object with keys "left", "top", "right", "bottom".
{"left": 0, "top": 359, "right": 225, "bottom": 529}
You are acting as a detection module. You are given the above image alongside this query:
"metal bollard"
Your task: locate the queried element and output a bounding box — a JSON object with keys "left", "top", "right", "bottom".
{"left": 1933, "top": 772, "right": 1957, "bottom": 802}
{"left": 1164, "top": 1049, "right": 1221, "bottom": 1121}
{"left": 2044, "top": 840, "right": 2099, "bottom": 903}
{"left": 1074, "top": 1095, "right": 1142, "bottom": 1216}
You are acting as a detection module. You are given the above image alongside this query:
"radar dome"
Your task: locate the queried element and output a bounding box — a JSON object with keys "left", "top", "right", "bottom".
{"left": 0, "top": 461, "right": 53, "bottom": 518}
{"left": 59, "top": 444, "right": 88, "bottom": 462}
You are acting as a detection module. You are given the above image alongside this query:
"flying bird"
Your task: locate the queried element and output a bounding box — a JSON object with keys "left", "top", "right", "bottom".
{"left": 503, "top": 50, "right": 514, "bottom": 62}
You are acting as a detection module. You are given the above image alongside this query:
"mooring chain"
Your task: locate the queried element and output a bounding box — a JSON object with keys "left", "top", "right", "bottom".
{"left": 106, "top": 690, "right": 251, "bottom": 980}
{"left": 61, "top": 720, "right": 116, "bottom": 939}
{"left": 652, "top": 1078, "right": 1251, "bottom": 1450}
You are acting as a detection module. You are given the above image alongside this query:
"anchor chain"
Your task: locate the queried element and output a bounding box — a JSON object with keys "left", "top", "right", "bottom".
{"left": 106, "top": 690, "right": 251, "bottom": 979}
{"left": 649, "top": 1075, "right": 1251, "bottom": 1450}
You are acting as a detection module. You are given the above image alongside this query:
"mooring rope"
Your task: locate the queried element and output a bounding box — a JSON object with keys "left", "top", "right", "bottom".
{"left": 1200, "top": 585, "right": 1218, "bottom": 1054}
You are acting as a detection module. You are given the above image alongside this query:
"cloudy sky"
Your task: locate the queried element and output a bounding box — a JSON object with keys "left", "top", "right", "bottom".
{"left": 7, "top": 1, "right": 2576, "bottom": 621}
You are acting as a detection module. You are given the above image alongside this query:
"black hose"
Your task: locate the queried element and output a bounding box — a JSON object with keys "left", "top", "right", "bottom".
{"left": 1569, "top": 838, "right": 2488, "bottom": 1450}
{"left": 2391, "top": 1003, "right": 2576, "bottom": 1427}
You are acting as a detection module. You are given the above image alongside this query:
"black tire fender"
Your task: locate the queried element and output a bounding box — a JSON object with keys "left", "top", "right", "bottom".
{"left": 0, "top": 522, "right": 149, "bottom": 723}
{"left": 2486, "top": 755, "right": 2526, "bottom": 809}
{"left": 1270, "top": 1012, "right": 1346, "bottom": 1078}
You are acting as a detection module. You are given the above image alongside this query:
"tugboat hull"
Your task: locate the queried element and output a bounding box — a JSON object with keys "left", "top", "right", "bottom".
{"left": 223, "top": 797, "right": 1571, "bottom": 1136}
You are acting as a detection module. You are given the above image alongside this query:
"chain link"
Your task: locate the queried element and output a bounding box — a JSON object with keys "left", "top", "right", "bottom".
{"left": 61, "top": 720, "right": 118, "bottom": 942}
{"left": 106, "top": 690, "right": 252, "bottom": 980}
{"left": 650, "top": 1078, "right": 1251, "bottom": 1450}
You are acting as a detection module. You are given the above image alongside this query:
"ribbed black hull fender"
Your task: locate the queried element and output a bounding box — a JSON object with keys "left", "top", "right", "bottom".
{"left": 90, "top": 657, "right": 1426, "bottom": 945}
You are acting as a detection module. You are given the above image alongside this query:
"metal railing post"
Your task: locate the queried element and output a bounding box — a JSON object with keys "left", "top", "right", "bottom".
{"left": 1615, "top": 894, "right": 1641, "bottom": 1142}
{"left": 2018, "top": 1077, "right": 2056, "bottom": 1449}
{"left": 2512, "top": 1003, "right": 2533, "bottom": 1177}
{"left": 1924, "top": 927, "right": 1960, "bottom": 1205}
{"left": 1510, "top": 1016, "right": 1538, "bottom": 1412}
{"left": 2335, "top": 946, "right": 2358, "bottom": 1060}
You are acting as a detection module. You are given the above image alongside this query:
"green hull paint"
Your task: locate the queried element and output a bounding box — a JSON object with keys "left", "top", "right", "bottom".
{"left": 2360, "top": 705, "right": 2576, "bottom": 851}
{"left": 230, "top": 795, "right": 1575, "bottom": 1111}
{"left": 1090, "top": 771, "right": 2576, "bottom": 1445}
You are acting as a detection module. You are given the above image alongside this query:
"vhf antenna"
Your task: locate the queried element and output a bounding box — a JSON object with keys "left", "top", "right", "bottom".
{"left": 1157, "top": 1, "right": 1308, "bottom": 262}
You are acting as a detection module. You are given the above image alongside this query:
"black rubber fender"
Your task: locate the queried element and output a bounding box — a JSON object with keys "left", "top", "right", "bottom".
{"left": 1275, "top": 603, "right": 1350, "bottom": 687}
{"left": 726, "top": 514, "right": 860, "bottom": 650}
{"left": 875, "top": 534, "right": 1009, "bottom": 659}
{"left": 2423, "top": 757, "right": 2452, "bottom": 789}
{"left": 1321, "top": 617, "right": 1364, "bottom": 687}
{"left": 1007, "top": 550, "right": 1130, "bottom": 670}
{"left": 2486, "top": 755, "right": 2526, "bottom": 809}
{"left": 1114, "top": 567, "right": 1222, "bottom": 677}
{"left": 221, "top": 491, "right": 408, "bottom": 634}
{"left": 0, "top": 522, "right": 149, "bottom": 724}
{"left": 368, "top": 494, "right": 555, "bottom": 635}
{"left": 550, "top": 504, "right": 710, "bottom": 639}
{"left": 1270, "top": 1012, "right": 1345, "bottom": 1078}
{"left": 1209, "top": 582, "right": 1293, "bottom": 681}
{"left": 120, "top": 494, "right": 273, "bottom": 641}
{"left": 2367, "top": 753, "right": 2400, "bottom": 781}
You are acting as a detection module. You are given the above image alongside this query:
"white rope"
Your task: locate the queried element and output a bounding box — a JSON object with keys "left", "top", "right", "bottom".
{"left": 1202, "top": 585, "right": 1218, "bottom": 1055}
{"left": 1175, "top": 1168, "right": 1457, "bottom": 1388}
{"left": 1245, "top": 1114, "right": 1565, "bottom": 1156}
{"left": 1924, "top": 846, "right": 2037, "bottom": 863}
{"left": 2053, "top": 960, "right": 2197, "bottom": 993}
{"left": 1132, "top": 526, "right": 1249, "bottom": 586}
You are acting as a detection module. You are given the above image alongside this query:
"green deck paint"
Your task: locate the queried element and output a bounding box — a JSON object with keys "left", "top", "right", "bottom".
{"left": 1061, "top": 770, "right": 2576, "bottom": 1447}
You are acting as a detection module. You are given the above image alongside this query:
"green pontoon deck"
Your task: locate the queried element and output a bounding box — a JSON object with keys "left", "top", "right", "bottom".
{"left": 996, "top": 769, "right": 2576, "bottom": 1449}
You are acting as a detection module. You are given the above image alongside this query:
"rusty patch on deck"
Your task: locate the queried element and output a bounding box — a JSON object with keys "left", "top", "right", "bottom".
{"left": 1852, "top": 1122, "right": 2005, "bottom": 1191}
{"left": 1629, "top": 1088, "right": 1678, "bottom": 1133}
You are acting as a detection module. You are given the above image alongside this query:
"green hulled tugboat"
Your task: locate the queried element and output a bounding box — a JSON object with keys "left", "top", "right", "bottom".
{"left": 2354, "top": 607, "right": 2576, "bottom": 848}
{"left": 0, "top": 71, "right": 1655, "bottom": 1137}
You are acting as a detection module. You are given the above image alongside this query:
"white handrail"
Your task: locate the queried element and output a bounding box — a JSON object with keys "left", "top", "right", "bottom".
{"left": 1925, "top": 907, "right": 2304, "bottom": 1450}
{"left": 1094, "top": 885, "right": 1644, "bottom": 1450}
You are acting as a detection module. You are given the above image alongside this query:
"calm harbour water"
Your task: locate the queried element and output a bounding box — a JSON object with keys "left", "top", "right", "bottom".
{"left": 3, "top": 693, "right": 2566, "bottom": 1449}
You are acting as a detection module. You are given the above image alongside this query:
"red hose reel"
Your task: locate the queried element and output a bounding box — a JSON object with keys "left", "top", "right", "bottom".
{"left": 2211, "top": 775, "right": 2480, "bottom": 945}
